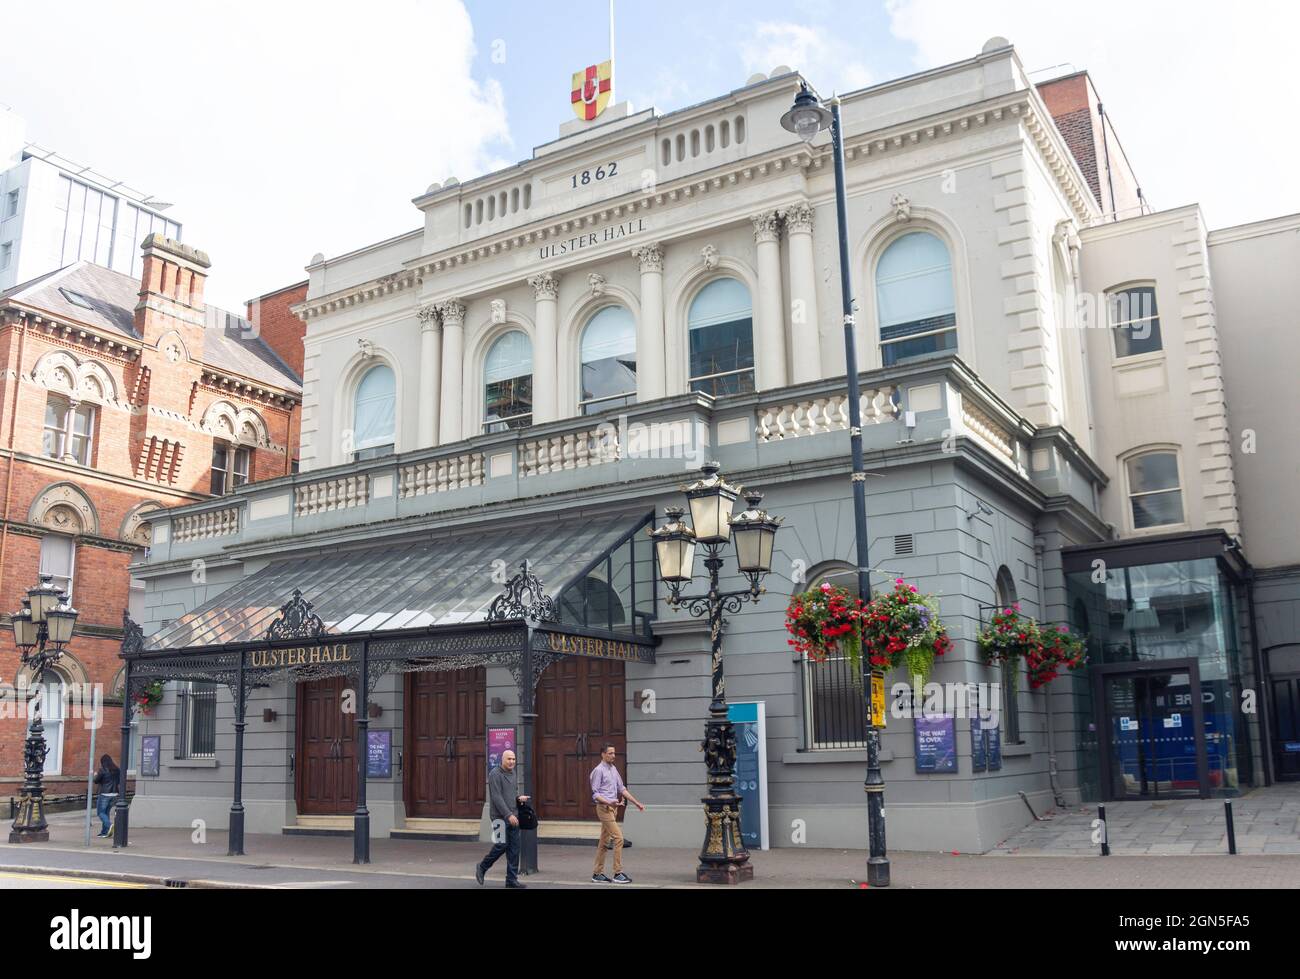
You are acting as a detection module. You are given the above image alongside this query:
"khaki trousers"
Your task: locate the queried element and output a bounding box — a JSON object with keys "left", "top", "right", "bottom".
{"left": 593, "top": 803, "right": 624, "bottom": 875}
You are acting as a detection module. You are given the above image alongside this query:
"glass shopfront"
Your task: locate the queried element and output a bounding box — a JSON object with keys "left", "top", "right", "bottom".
{"left": 1066, "top": 554, "right": 1254, "bottom": 800}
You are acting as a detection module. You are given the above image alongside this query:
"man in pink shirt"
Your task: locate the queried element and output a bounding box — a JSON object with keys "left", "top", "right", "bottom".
{"left": 589, "top": 744, "right": 644, "bottom": 883}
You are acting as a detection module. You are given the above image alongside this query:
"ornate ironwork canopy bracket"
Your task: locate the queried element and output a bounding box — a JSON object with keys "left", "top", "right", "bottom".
{"left": 121, "top": 611, "right": 144, "bottom": 658}
{"left": 266, "top": 589, "right": 327, "bottom": 640}
{"left": 487, "top": 560, "right": 559, "bottom": 623}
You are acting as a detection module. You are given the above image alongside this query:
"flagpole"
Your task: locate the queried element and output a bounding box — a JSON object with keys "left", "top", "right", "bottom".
{"left": 609, "top": 0, "right": 616, "bottom": 103}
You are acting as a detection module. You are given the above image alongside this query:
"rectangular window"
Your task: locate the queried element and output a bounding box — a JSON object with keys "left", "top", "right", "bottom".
{"left": 174, "top": 681, "right": 217, "bottom": 759}
{"left": 42, "top": 396, "right": 95, "bottom": 465}
{"left": 1110, "top": 286, "right": 1162, "bottom": 358}
{"left": 688, "top": 319, "right": 756, "bottom": 397}
{"left": 0, "top": 241, "right": 11, "bottom": 270}
{"left": 801, "top": 654, "right": 868, "bottom": 749}
{"left": 39, "top": 534, "right": 76, "bottom": 599}
{"left": 211, "top": 442, "right": 252, "bottom": 494}
{"left": 4, "top": 189, "right": 17, "bottom": 219}
{"left": 210, "top": 443, "right": 229, "bottom": 494}
{"left": 1127, "top": 452, "right": 1185, "bottom": 529}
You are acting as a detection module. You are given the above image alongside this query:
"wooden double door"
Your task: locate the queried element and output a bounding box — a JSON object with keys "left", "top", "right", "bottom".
{"left": 535, "top": 657, "right": 626, "bottom": 821}
{"left": 295, "top": 676, "right": 357, "bottom": 815}
{"left": 404, "top": 668, "right": 487, "bottom": 819}
{"left": 298, "top": 661, "right": 628, "bottom": 821}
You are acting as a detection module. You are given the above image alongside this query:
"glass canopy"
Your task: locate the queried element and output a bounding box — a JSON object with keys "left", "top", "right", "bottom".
{"left": 144, "top": 511, "right": 656, "bottom": 652}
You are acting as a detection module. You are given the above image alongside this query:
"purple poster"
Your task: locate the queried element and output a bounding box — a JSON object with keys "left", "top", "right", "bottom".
{"left": 914, "top": 715, "right": 957, "bottom": 774}
{"left": 487, "top": 727, "right": 516, "bottom": 775}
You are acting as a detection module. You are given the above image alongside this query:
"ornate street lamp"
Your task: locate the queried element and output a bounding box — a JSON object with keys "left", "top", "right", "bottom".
{"left": 782, "top": 80, "right": 890, "bottom": 887}
{"left": 9, "top": 574, "right": 79, "bottom": 843}
{"left": 652, "top": 463, "right": 782, "bottom": 884}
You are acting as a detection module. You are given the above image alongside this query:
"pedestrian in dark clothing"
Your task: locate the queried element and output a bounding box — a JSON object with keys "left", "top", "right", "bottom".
{"left": 476, "top": 749, "right": 529, "bottom": 888}
{"left": 93, "top": 755, "right": 119, "bottom": 838}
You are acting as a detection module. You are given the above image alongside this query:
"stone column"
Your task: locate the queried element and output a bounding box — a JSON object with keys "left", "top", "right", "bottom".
{"left": 751, "top": 211, "right": 788, "bottom": 390}
{"left": 632, "top": 242, "right": 666, "bottom": 401}
{"left": 417, "top": 303, "right": 442, "bottom": 448}
{"left": 527, "top": 273, "right": 560, "bottom": 424}
{"left": 784, "top": 202, "right": 822, "bottom": 384}
{"left": 436, "top": 299, "right": 466, "bottom": 444}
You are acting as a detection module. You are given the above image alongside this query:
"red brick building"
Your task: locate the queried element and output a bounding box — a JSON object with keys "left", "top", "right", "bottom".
{"left": 0, "top": 233, "right": 301, "bottom": 796}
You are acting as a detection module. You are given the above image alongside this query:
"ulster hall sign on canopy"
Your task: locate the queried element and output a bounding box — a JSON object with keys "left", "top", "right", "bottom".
{"left": 118, "top": 38, "right": 1300, "bottom": 858}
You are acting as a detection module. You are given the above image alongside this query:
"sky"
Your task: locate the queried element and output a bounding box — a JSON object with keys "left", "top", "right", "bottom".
{"left": 1, "top": 0, "right": 1296, "bottom": 310}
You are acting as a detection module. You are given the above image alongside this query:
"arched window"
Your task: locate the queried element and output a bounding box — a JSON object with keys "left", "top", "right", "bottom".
{"left": 353, "top": 364, "right": 396, "bottom": 461}
{"left": 29, "top": 673, "right": 67, "bottom": 775}
{"left": 994, "top": 566, "right": 1022, "bottom": 743}
{"left": 484, "top": 331, "right": 533, "bottom": 432}
{"left": 799, "top": 563, "right": 868, "bottom": 749}
{"left": 876, "top": 231, "right": 957, "bottom": 366}
{"left": 688, "top": 277, "right": 755, "bottom": 396}
{"left": 579, "top": 306, "right": 637, "bottom": 414}
{"left": 1125, "top": 450, "right": 1184, "bottom": 529}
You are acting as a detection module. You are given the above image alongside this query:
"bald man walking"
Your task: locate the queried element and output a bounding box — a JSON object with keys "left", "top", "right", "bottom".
{"left": 476, "top": 749, "right": 529, "bottom": 889}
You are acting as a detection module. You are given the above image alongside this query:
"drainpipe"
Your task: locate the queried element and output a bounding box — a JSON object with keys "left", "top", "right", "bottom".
{"left": 1035, "top": 535, "right": 1068, "bottom": 807}
{"left": 0, "top": 317, "right": 29, "bottom": 598}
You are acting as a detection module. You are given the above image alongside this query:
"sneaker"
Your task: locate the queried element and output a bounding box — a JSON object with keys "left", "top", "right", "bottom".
{"left": 605, "top": 838, "right": 632, "bottom": 849}
{"left": 475, "top": 863, "right": 485, "bottom": 886}
{"left": 505, "top": 880, "right": 527, "bottom": 889}
{"left": 612, "top": 872, "right": 633, "bottom": 884}
{"left": 591, "top": 873, "right": 613, "bottom": 883}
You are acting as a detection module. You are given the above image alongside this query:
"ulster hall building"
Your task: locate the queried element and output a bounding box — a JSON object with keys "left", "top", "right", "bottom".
{"left": 120, "top": 39, "right": 1300, "bottom": 855}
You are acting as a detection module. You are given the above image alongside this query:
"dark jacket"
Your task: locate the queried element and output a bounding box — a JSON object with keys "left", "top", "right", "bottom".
{"left": 94, "top": 768, "right": 120, "bottom": 795}
{"left": 487, "top": 764, "right": 517, "bottom": 822}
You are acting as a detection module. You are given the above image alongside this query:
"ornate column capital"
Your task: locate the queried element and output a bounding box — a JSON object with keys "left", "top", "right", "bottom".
{"left": 751, "top": 211, "right": 783, "bottom": 244}
{"left": 527, "top": 272, "right": 560, "bottom": 302}
{"left": 632, "top": 242, "right": 664, "bottom": 274}
{"left": 783, "top": 202, "right": 815, "bottom": 235}
{"left": 434, "top": 298, "right": 466, "bottom": 325}
{"left": 417, "top": 302, "right": 441, "bottom": 329}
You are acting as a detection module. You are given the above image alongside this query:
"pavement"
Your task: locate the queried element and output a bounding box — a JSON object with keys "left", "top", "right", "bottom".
{"left": 993, "top": 781, "right": 1300, "bottom": 856}
{"left": 1, "top": 810, "right": 1298, "bottom": 888}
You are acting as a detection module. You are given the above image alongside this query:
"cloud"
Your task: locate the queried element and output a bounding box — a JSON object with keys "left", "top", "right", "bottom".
{"left": 884, "top": 0, "right": 1300, "bottom": 229}
{"left": 0, "top": 0, "right": 511, "bottom": 307}
{"left": 740, "top": 22, "right": 873, "bottom": 92}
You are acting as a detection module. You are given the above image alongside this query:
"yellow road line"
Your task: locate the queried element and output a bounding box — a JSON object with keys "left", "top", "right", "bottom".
{"left": 0, "top": 871, "right": 146, "bottom": 888}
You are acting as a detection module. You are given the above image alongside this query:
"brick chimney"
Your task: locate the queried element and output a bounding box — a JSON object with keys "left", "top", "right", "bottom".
{"left": 129, "top": 233, "right": 213, "bottom": 486}
{"left": 134, "top": 232, "right": 211, "bottom": 348}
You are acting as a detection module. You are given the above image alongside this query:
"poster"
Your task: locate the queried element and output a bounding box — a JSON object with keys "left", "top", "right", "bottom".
{"left": 971, "top": 716, "right": 1002, "bottom": 773}
{"left": 914, "top": 715, "right": 957, "bottom": 773}
{"left": 870, "top": 674, "right": 887, "bottom": 728}
{"left": 487, "top": 727, "right": 516, "bottom": 775}
{"left": 140, "top": 735, "right": 161, "bottom": 777}
{"left": 366, "top": 729, "right": 392, "bottom": 779}
{"left": 727, "top": 702, "right": 768, "bottom": 850}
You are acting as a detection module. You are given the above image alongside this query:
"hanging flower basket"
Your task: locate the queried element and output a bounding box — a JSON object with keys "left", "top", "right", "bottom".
{"left": 787, "top": 578, "right": 951, "bottom": 682}
{"left": 785, "top": 582, "right": 865, "bottom": 666}
{"left": 978, "top": 606, "right": 1087, "bottom": 690}
{"left": 134, "top": 680, "right": 165, "bottom": 716}
{"left": 860, "top": 579, "right": 951, "bottom": 683}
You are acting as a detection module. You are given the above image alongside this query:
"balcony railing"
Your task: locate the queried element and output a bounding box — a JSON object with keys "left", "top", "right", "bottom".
{"left": 141, "top": 356, "right": 1086, "bottom": 565}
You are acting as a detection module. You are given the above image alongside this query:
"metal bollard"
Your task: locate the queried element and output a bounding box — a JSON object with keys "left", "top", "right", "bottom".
{"left": 1099, "top": 803, "right": 1109, "bottom": 856}
{"left": 1225, "top": 799, "right": 1237, "bottom": 855}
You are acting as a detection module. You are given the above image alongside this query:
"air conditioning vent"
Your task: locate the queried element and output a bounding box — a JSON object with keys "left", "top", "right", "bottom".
{"left": 894, "top": 533, "right": 914, "bottom": 556}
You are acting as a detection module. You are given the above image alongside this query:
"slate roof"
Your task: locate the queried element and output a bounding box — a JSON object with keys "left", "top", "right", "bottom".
{"left": 0, "top": 262, "right": 301, "bottom": 393}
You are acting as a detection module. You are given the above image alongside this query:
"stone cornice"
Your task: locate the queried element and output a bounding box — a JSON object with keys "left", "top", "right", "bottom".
{"left": 293, "top": 90, "right": 1095, "bottom": 322}
{"left": 197, "top": 368, "right": 300, "bottom": 407}
{"left": 1, "top": 303, "right": 142, "bottom": 361}
{"left": 1, "top": 449, "right": 210, "bottom": 505}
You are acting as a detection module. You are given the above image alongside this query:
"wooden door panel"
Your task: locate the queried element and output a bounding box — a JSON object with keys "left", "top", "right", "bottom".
{"left": 404, "top": 668, "right": 487, "bottom": 819}
{"left": 296, "top": 676, "right": 357, "bottom": 815}
{"left": 536, "top": 657, "right": 626, "bottom": 821}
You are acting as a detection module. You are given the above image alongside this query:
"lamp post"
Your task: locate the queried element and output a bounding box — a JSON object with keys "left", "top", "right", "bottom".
{"left": 652, "top": 463, "right": 781, "bottom": 884}
{"left": 9, "top": 574, "right": 79, "bottom": 843}
{"left": 782, "top": 81, "right": 890, "bottom": 887}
